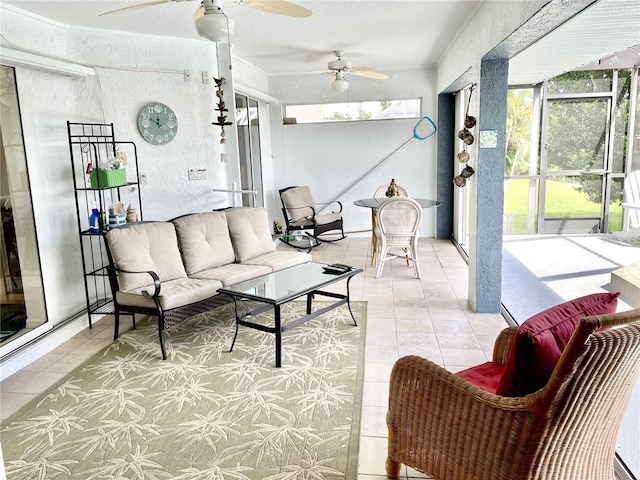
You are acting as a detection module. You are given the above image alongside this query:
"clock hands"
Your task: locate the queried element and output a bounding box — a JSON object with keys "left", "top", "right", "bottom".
{"left": 151, "top": 116, "right": 161, "bottom": 128}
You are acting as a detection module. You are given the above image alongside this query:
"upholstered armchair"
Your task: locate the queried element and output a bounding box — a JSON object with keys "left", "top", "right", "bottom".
{"left": 279, "top": 186, "right": 346, "bottom": 249}
{"left": 387, "top": 294, "right": 640, "bottom": 480}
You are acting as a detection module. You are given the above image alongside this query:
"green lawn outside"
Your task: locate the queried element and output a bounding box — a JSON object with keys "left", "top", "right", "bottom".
{"left": 504, "top": 178, "right": 623, "bottom": 233}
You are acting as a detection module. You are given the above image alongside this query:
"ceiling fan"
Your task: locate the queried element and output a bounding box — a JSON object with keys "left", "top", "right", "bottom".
{"left": 100, "top": 0, "right": 312, "bottom": 42}
{"left": 318, "top": 50, "right": 389, "bottom": 93}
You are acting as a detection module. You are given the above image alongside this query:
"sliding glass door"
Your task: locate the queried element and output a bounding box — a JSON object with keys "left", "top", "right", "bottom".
{"left": 235, "top": 93, "right": 263, "bottom": 208}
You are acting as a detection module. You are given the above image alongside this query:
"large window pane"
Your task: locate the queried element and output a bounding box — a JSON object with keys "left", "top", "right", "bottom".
{"left": 547, "top": 99, "right": 608, "bottom": 172}
{"left": 504, "top": 178, "right": 539, "bottom": 234}
{"left": 506, "top": 89, "right": 535, "bottom": 176}
{"left": 284, "top": 99, "right": 421, "bottom": 124}
{"left": 547, "top": 70, "right": 613, "bottom": 95}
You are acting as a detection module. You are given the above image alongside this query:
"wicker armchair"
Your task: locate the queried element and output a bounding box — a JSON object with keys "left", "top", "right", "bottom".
{"left": 386, "top": 309, "right": 640, "bottom": 480}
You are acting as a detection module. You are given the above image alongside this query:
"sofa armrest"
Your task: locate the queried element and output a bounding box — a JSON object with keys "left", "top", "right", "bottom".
{"left": 492, "top": 326, "right": 517, "bottom": 364}
{"left": 108, "top": 265, "right": 162, "bottom": 299}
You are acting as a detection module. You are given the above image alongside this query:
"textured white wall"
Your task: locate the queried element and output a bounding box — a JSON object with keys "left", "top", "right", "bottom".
{"left": 0, "top": 8, "right": 228, "bottom": 332}
{"left": 268, "top": 67, "right": 439, "bottom": 237}
{"left": 436, "top": 0, "right": 548, "bottom": 93}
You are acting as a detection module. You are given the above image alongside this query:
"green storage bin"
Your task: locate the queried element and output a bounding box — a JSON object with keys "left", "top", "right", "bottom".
{"left": 89, "top": 168, "right": 127, "bottom": 188}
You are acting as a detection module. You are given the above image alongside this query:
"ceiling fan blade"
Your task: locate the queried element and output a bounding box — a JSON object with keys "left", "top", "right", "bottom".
{"left": 99, "top": 0, "right": 171, "bottom": 16}
{"left": 241, "top": 0, "right": 312, "bottom": 17}
{"left": 352, "top": 68, "right": 389, "bottom": 80}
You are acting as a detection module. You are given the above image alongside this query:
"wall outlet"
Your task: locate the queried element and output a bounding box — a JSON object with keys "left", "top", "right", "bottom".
{"left": 183, "top": 69, "right": 191, "bottom": 82}
{"left": 139, "top": 172, "right": 148, "bottom": 185}
{"left": 188, "top": 169, "right": 207, "bottom": 181}
{"left": 201, "top": 71, "right": 209, "bottom": 84}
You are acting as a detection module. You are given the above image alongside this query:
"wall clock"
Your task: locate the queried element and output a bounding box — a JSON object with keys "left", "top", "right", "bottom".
{"left": 137, "top": 102, "right": 178, "bottom": 145}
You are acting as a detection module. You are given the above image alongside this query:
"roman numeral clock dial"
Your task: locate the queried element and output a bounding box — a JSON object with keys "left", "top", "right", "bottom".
{"left": 137, "top": 102, "right": 178, "bottom": 145}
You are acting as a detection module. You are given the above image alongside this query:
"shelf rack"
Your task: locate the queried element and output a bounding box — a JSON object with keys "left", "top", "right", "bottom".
{"left": 67, "top": 122, "right": 143, "bottom": 327}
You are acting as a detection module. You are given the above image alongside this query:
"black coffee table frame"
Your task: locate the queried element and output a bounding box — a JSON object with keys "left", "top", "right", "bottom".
{"left": 219, "top": 262, "right": 362, "bottom": 367}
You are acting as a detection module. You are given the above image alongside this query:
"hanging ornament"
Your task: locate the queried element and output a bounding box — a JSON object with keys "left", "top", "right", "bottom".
{"left": 458, "top": 129, "right": 474, "bottom": 145}
{"left": 457, "top": 151, "right": 470, "bottom": 163}
{"left": 464, "top": 84, "right": 476, "bottom": 128}
{"left": 453, "top": 84, "right": 478, "bottom": 188}
{"left": 212, "top": 77, "right": 233, "bottom": 144}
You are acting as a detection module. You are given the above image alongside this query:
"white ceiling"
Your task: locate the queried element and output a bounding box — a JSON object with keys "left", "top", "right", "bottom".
{"left": 3, "top": 0, "right": 640, "bottom": 86}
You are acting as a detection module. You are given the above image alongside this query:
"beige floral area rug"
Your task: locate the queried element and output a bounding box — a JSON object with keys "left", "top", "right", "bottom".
{"left": 1, "top": 300, "right": 367, "bottom": 480}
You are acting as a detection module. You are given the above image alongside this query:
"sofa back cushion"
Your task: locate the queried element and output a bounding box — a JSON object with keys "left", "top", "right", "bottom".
{"left": 106, "top": 222, "right": 187, "bottom": 292}
{"left": 172, "top": 212, "right": 236, "bottom": 274}
{"left": 496, "top": 292, "right": 620, "bottom": 396}
{"left": 280, "top": 186, "right": 316, "bottom": 223}
{"left": 225, "top": 207, "right": 276, "bottom": 263}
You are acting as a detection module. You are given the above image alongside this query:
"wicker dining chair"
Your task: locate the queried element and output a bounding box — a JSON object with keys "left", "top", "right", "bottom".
{"left": 386, "top": 308, "right": 640, "bottom": 480}
{"left": 375, "top": 196, "right": 422, "bottom": 278}
{"left": 371, "top": 184, "right": 411, "bottom": 266}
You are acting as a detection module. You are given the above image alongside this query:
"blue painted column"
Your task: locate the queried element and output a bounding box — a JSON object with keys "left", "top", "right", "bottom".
{"left": 469, "top": 59, "right": 509, "bottom": 313}
{"left": 436, "top": 93, "right": 455, "bottom": 240}
{"left": 472, "top": 58, "right": 508, "bottom": 312}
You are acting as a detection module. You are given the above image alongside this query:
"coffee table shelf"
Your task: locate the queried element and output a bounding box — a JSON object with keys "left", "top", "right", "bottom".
{"left": 219, "top": 261, "right": 362, "bottom": 367}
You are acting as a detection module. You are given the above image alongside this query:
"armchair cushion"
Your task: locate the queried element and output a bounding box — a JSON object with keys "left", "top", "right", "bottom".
{"left": 226, "top": 207, "right": 276, "bottom": 263}
{"left": 456, "top": 361, "right": 504, "bottom": 393}
{"left": 456, "top": 292, "right": 620, "bottom": 396}
{"left": 280, "top": 186, "right": 316, "bottom": 222}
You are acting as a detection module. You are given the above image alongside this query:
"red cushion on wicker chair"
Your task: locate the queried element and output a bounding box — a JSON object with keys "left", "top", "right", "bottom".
{"left": 496, "top": 292, "right": 620, "bottom": 396}
{"left": 456, "top": 361, "right": 504, "bottom": 393}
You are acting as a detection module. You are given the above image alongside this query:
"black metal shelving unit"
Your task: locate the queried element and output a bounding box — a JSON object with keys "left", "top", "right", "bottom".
{"left": 67, "top": 122, "right": 143, "bottom": 327}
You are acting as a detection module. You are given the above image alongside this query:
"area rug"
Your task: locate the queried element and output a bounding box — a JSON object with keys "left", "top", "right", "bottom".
{"left": 0, "top": 303, "right": 27, "bottom": 343}
{"left": 1, "top": 300, "right": 367, "bottom": 480}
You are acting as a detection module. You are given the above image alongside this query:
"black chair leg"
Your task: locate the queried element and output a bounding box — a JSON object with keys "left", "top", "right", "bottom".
{"left": 158, "top": 312, "right": 167, "bottom": 360}
{"left": 114, "top": 308, "right": 120, "bottom": 340}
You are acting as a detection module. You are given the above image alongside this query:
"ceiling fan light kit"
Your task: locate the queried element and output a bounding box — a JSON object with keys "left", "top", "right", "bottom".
{"left": 195, "top": 0, "right": 230, "bottom": 42}
{"left": 321, "top": 50, "right": 388, "bottom": 93}
{"left": 331, "top": 71, "right": 349, "bottom": 93}
{"left": 100, "top": 0, "right": 309, "bottom": 42}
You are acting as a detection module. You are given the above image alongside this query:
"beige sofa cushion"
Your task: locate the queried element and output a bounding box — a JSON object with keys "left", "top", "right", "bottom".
{"left": 243, "top": 251, "right": 312, "bottom": 272}
{"left": 116, "top": 277, "right": 222, "bottom": 310}
{"left": 172, "top": 211, "right": 236, "bottom": 274}
{"left": 189, "top": 263, "right": 271, "bottom": 286}
{"left": 226, "top": 208, "right": 276, "bottom": 263}
{"left": 106, "top": 222, "right": 187, "bottom": 292}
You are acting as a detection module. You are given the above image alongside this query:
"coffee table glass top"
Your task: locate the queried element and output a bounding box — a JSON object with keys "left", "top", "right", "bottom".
{"left": 219, "top": 262, "right": 362, "bottom": 304}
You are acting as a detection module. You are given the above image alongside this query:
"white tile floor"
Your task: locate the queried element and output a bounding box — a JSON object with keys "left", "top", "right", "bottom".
{"left": 0, "top": 237, "right": 509, "bottom": 479}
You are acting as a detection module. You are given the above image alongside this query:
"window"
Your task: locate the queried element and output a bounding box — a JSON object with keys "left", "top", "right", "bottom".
{"left": 284, "top": 99, "right": 421, "bottom": 124}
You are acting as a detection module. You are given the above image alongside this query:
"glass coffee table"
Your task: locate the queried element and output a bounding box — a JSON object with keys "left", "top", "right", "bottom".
{"left": 219, "top": 261, "right": 363, "bottom": 367}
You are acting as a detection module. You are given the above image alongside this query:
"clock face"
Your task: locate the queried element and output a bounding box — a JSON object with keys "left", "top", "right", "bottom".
{"left": 137, "top": 102, "right": 178, "bottom": 145}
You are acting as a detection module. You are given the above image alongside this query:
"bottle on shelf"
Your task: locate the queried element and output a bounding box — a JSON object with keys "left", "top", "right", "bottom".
{"left": 89, "top": 202, "right": 100, "bottom": 233}
{"left": 99, "top": 209, "right": 107, "bottom": 232}
{"left": 126, "top": 203, "right": 138, "bottom": 223}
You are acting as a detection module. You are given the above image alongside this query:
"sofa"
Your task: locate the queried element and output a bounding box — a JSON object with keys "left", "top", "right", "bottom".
{"left": 105, "top": 207, "right": 312, "bottom": 359}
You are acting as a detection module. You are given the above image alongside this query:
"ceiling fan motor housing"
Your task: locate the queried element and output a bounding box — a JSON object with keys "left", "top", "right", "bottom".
{"left": 328, "top": 59, "right": 351, "bottom": 71}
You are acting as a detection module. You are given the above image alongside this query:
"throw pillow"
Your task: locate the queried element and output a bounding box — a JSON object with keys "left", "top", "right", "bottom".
{"left": 496, "top": 292, "right": 620, "bottom": 396}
